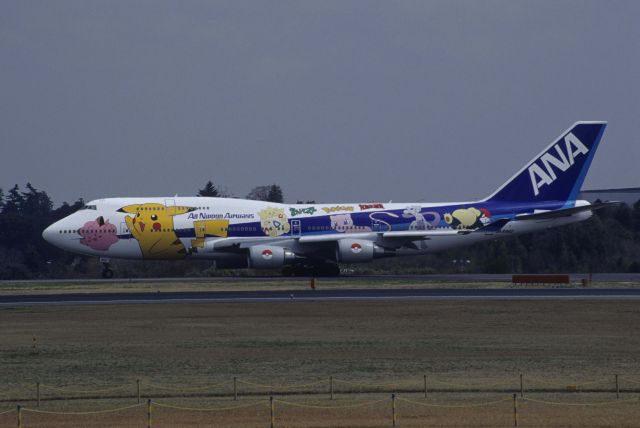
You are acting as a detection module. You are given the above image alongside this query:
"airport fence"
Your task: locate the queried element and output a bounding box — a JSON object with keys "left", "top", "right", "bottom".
{"left": 2, "top": 374, "right": 640, "bottom": 426}
{"left": 3, "top": 373, "right": 640, "bottom": 404}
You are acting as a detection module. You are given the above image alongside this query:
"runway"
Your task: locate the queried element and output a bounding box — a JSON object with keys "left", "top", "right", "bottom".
{"left": 2, "top": 287, "right": 640, "bottom": 306}
{"left": 2, "top": 272, "right": 640, "bottom": 285}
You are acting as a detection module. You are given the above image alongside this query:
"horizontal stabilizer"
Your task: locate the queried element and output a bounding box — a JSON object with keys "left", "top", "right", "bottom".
{"left": 515, "top": 202, "right": 621, "bottom": 221}
{"left": 472, "top": 218, "right": 511, "bottom": 232}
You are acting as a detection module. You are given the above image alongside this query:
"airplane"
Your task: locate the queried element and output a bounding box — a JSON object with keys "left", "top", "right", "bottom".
{"left": 43, "top": 121, "right": 613, "bottom": 278}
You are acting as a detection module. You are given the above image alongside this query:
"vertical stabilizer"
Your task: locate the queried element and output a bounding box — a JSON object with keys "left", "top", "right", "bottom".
{"left": 483, "top": 122, "right": 607, "bottom": 204}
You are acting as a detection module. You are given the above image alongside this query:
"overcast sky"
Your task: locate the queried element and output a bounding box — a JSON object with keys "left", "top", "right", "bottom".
{"left": 1, "top": 1, "right": 638, "bottom": 205}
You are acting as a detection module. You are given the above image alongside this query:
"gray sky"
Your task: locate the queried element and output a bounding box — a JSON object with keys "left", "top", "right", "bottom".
{"left": 1, "top": 1, "right": 638, "bottom": 205}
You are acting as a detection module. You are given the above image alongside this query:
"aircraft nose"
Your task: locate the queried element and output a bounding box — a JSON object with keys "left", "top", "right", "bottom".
{"left": 42, "top": 222, "right": 58, "bottom": 244}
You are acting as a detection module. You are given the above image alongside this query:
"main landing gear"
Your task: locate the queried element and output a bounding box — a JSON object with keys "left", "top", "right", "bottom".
{"left": 282, "top": 262, "right": 341, "bottom": 277}
{"left": 100, "top": 258, "right": 114, "bottom": 279}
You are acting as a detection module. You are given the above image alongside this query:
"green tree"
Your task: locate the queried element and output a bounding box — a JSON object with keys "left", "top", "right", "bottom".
{"left": 246, "top": 184, "right": 284, "bottom": 202}
{"left": 197, "top": 181, "right": 220, "bottom": 197}
{"left": 21, "top": 183, "right": 53, "bottom": 217}
{"left": 53, "top": 199, "right": 85, "bottom": 220}
{"left": 3, "top": 185, "right": 23, "bottom": 214}
{"left": 632, "top": 199, "right": 640, "bottom": 234}
{"left": 267, "top": 184, "right": 284, "bottom": 203}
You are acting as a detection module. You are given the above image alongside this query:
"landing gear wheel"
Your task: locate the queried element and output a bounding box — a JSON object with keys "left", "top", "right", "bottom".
{"left": 282, "top": 266, "right": 294, "bottom": 277}
{"left": 315, "top": 263, "right": 341, "bottom": 277}
{"left": 100, "top": 258, "right": 114, "bottom": 279}
{"left": 284, "top": 263, "right": 341, "bottom": 277}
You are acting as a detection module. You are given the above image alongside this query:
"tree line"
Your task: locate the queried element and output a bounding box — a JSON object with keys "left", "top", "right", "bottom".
{"left": 0, "top": 182, "right": 638, "bottom": 279}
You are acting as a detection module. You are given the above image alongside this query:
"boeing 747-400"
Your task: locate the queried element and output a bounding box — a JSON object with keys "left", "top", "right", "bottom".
{"left": 43, "top": 122, "right": 612, "bottom": 277}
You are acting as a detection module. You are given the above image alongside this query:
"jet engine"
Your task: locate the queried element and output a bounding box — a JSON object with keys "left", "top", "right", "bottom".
{"left": 248, "top": 245, "right": 297, "bottom": 269}
{"left": 336, "top": 239, "right": 388, "bottom": 263}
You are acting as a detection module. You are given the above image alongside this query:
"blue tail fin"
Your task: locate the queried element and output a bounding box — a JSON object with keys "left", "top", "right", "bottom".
{"left": 483, "top": 121, "right": 607, "bottom": 204}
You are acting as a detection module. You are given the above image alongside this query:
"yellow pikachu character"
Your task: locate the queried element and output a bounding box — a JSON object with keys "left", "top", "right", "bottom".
{"left": 118, "top": 203, "right": 195, "bottom": 259}
{"left": 191, "top": 219, "right": 229, "bottom": 250}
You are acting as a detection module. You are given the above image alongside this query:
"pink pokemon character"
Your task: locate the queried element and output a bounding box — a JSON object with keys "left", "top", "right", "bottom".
{"left": 78, "top": 217, "right": 119, "bottom": 251}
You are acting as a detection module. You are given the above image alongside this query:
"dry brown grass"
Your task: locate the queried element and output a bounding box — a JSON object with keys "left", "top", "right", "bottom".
{"left": 0, "top": 278, "right": 515, "bottom": 295}
{"left": 1, "top": 298, "right": 640, "bottom": 426}
{"left": 3, "top": 277, "right": 637, "bottom": 296}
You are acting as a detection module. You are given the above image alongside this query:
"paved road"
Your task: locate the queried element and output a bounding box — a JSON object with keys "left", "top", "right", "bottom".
{"left": 2, "top": 273, "right": 640, "bottom": 285}
{"left": 2, "top": 287, "right": 640, "bottom": 306}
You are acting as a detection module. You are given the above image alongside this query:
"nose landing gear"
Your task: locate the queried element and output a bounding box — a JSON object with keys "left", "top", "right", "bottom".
{"left": 100, "top": 258, "right": 114, "bottom": 279}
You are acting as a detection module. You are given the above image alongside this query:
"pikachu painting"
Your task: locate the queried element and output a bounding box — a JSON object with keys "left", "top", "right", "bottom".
{"left": 118, "top": 203, "right": 196, "bottom": 259}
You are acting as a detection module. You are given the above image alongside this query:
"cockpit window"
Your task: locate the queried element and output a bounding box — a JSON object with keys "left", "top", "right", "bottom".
{"left": 82, "top": 205, "right": 97, "bottom": 210}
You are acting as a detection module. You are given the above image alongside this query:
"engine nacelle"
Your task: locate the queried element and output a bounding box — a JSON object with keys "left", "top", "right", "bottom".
{"left": 336, "top": 239, "right": 386, "bottom": 263}
{"left": 248, "top": 245, "right": 296, "bottom": 269}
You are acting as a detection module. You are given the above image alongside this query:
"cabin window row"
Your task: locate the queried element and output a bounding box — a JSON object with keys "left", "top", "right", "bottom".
{"left": 60, "top": 229, "right": 117, "bottom": 234}
{"left": 60, "top": 224, "right": 339, "bottom": 235}
{"left": 131, "top": 206, "right": 210, "bottom": 211}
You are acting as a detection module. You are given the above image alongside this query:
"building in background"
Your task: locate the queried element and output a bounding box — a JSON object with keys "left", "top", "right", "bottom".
{"left": 579, "top": 187, "right": 640, "bottom": 205}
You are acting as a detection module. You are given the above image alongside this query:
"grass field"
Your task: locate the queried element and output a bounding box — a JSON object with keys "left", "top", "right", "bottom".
{"left": 1, "top": 276, "right": 639, "bottom": 295}
{"left": 0, "top": 277, "right": 515, "bottom": 295}
{"left": 1, "top": 286, "right": 640, "bottom": 426}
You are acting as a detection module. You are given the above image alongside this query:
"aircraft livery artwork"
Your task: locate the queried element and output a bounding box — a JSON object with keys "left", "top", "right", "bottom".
{"left": 43, "top": 122, "right": 614, "bottom": 277}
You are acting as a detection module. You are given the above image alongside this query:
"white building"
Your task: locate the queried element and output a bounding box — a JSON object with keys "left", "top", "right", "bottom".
{"left": 579, "top": 187, "right": 640, "bottom": 205}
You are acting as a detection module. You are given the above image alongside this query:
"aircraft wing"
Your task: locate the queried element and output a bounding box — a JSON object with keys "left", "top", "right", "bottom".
{"left": 209, "top": 223, "right": 518, "bottom": 251}
{"left": 210, "top": 230, "right": 464, "bottom": 252}
{"left": 297, "top": 232, "right": 378, "bottom": 243}
{"left": 298, "top": 230, "right": 461, "bottom": 243}
{"left": 212, "top": 236, "right": 293, "bottom": 250}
